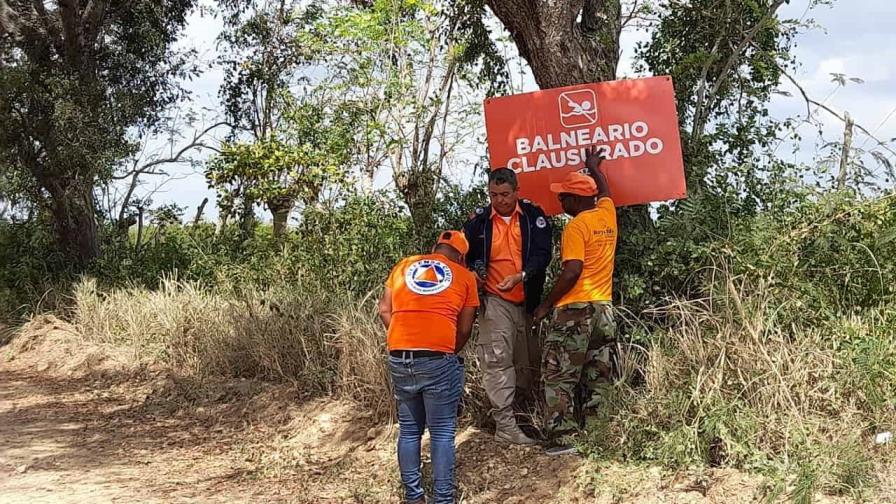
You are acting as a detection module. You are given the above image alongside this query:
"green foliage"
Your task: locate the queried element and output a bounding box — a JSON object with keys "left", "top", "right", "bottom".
{"left": 0, "top": 183, "right": 485, "bottom": 318}
{"left": 297, "top": 0, "right": 486, "bottom": 233}
{"left": 0, "top": 1, "right": 198, "bottom": 262}
{"left": 582, "top": 191, "right": 896, "bottom": 497}
{"left": 612, "top": 0, "right": 816, "bottom": 314}
{"left": 444, "top": 0, "right": 511, "bottom": 96}
{"left": 0, "top": 218, "right": 70, "bottom": 319}
{"left": 296, "top": 194, "right": 416, "bottom": 293}
{"left": 217, "top": 0, "right": 321, "bottom": 136}
{"left": 206, "top": 103, "right": 353, "bottom": 220}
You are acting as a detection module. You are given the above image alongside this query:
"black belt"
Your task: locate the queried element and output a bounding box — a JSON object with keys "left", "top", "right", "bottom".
{"left": 389, "top": 350, "right": 449, "bottom": 358}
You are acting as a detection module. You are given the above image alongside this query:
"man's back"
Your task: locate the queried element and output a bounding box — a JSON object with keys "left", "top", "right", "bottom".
{"left": 385, "top": 253, "right": 478, "bottom": 353}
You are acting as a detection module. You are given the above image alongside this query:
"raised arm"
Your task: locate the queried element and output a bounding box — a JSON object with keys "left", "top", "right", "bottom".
{"left": 584, "top": 146, "right": 610, "bottom": 199}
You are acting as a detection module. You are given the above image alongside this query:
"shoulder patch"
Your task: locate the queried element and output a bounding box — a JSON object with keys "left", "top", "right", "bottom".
{"left": 475, "top": 207, "right": 484, "bottom": 215}
{"left": 536, "top": 216, "right": 547, "bottom": 229}
{"left": 523, "top": 199, "right": 542, "bottom": 210}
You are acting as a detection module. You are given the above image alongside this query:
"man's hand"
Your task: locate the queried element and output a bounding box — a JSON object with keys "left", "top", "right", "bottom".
{"left": 584, "top": 145, "right": 610, "bottom": 198}
{"left": 533, "top": 302, "right": 552, "bottom": 323}
{"left": 584, "top": 145, "right": 605, "bottom": 176}
{"left": 496, "top": 272, "right": 523, "bottom": 291}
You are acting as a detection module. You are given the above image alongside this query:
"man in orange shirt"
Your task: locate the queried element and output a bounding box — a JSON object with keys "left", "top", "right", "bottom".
{"left": 533, "top": 148, "right": 617, "bottom": 454}
{"left": 463, "top": 168, "right": 552, "bottom": 445}
{"left": 378, "top": 231, "right": 479, "bottom": 504}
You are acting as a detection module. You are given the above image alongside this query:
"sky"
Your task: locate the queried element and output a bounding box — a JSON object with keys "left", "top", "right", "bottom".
{"left": 133, "top": 0, "right": 896, "bottom": 221}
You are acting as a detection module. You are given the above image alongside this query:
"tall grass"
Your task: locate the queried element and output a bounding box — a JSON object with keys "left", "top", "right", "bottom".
{"left": 74, "top": 276, "right": 371, "bottom": 399}
{"left": 585, "top": 265, "right": 896, "bottom": 500}
{"left": 20, "top": 191, "right": 895, "bottom": 498}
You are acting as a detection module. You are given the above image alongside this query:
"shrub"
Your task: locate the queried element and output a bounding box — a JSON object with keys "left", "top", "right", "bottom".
{"left": 583, "top": 192, "right": 896, "bottom": 497}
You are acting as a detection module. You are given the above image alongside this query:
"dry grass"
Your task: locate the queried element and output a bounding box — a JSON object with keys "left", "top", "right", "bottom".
{"left": 330, "top": 291, "right": 392, "bottom": 417}
{"left": 587, "top": 268, "right": 896, "bottom": 500}
{"left": 70, "top": 276, "right": 494, "bottom": 422}
{"left": 74, "top": 276, "right": 348, "bottom": 397}
{"left": 39, "top": 263, "right": 896, "bottom": 499}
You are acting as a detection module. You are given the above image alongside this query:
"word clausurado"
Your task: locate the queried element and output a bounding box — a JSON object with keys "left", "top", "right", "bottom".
{"left": 484, "top": 76, "right": 687, "bottom": 215}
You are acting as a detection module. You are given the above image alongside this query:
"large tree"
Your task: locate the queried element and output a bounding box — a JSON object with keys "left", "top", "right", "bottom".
{"left": 0, "top": 0, "right": 196, "bottom": 266}
{"left": 485, "top": 0, "right": 623, "bottom": 87}
{"left": 215, "top": 0, "right": 317, "bottom": 232}
{"left": 482, "top": 0, "right": 790, "bottom": 125}
{"left": 206, "top": 99, "right": 352, "bottom": 241}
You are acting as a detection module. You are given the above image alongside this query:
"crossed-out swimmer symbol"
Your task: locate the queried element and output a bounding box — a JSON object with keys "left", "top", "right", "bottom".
{"left": 558, "top": 89, "right": 598, "bottom": 127}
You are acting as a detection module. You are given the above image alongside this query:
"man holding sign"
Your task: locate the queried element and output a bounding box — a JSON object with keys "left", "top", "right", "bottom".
{"left": 533, "top": 148, "right": 617, "bottom": 455}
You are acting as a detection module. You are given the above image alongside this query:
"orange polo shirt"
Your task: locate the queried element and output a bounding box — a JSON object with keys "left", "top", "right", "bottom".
{"left": 556, "top": 197, "right": 617, "bottom": 307}
{"left": 385, "top": 253, "right": 480, "bottom": 353}
{"left": 485, "top": 205, "right": 525, "bottom": 304}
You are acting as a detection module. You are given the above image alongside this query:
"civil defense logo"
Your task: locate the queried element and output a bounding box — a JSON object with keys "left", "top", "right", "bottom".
{"left": 558, "top": 89, "right": 598, "bottom": 128}
{"left": 405, "top": 259, "right": 453, "bottom": 295}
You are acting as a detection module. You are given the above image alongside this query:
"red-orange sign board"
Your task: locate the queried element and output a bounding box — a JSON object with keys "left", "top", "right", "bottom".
{"left": 483, "top": 76, "right": 687, "bottom": 215}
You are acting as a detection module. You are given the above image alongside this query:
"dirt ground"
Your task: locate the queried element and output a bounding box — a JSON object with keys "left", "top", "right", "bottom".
{"left": 0, "top": 317, "right": 882, "bottom": 503}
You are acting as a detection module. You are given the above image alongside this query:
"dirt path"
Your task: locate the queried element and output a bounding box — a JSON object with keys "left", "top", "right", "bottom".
{"left": 0, "top": 365, "right": 287, "bottom": 503}
{"left": 0, "top": 353, "right": 584, "bottom": 504}
{"left": 0, "top": 359, "right": 775, "bottom": 504}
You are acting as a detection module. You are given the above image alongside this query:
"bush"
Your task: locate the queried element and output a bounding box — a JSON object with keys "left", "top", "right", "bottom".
{"left": 583, "top": 192, "right": 896, "bottom": 498}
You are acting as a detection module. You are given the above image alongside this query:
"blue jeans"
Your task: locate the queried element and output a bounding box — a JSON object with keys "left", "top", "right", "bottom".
{"left": 389, "top": 354, "right": 464, "bottom": 504}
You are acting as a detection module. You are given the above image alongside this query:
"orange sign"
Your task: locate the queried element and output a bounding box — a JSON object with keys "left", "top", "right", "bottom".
{"left": 483, "top": 76, "right": 687, "bottom": 215}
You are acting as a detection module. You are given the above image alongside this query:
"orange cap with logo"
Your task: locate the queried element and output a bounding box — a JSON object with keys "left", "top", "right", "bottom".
{"left": 437, "top": 230, "right": 469, "bottom": 256}
{"left": 549, "top": 171, "right": 597, "bottom": 197}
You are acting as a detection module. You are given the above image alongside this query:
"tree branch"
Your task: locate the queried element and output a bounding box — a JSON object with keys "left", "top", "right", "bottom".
{"left": 81, "top": 0, "right": 109, "bottom": 47}
{"left": 115, "top": 121, "right": 227, "bottom": 223}
{"left": 0, "top": 0, "right": 19, "bottom": 37}
{"left": 781, "top": 70, "right": 896, "bottom": 159}
{"left": 57, "top": 0, "right": 82, "bottom": 66}
{"left": 691, "top": 0, "right": 786, "bottom": 141}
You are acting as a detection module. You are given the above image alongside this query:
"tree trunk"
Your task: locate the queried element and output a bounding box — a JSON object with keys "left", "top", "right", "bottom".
{"left": 837, "top": 112, "right": 854, "bottom": 190}
{"left": 395, "top": 164, "right": 437, "bottom": 239}
{"left": 44, "top": 178, "right": 100, "bottom": 266}
{"left": 135, "top": 206, "right": 145, "bottom": 255}
{"left": 239, "top": 200, "right": 256, "bottom": 239}
{"left": 485, "top": 0, "right": 622, "bottom": 88}
{"left": 193, "top": 197, "right": 209, "bottom": 226}
{"left": 267, "top": 196, "right": 294, "bottom": 243}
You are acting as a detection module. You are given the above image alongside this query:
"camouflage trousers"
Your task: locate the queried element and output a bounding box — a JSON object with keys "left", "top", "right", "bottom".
{"left": 542, "top": 301, "right": 616, "bottom": 436}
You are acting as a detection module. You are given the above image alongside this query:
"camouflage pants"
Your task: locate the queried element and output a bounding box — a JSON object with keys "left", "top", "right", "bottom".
{"left": 543, "top": 302, "right": 616, "bottom": 436}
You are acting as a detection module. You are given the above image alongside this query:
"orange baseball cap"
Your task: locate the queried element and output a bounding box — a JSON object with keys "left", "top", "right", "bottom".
{"left": 437, "top": 230, "right": 469, "bottom": 256}
{"left": 549, "top": 171, "right": 597, "bottom": 197}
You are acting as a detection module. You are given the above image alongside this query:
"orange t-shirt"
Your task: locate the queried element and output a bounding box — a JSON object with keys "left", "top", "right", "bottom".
{"left": 485, "top": 206, "right": 525, "bottom": 303}
{"left": 556, "top": 197, "right": 617, "bottom": 307}
{"left": 385, "top": 253, "right": 480, "bottom": 353}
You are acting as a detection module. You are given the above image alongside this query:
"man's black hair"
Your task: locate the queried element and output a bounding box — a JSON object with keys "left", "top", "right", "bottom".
{"left": 488, "top": 167, "right": 518, "bottom": 190}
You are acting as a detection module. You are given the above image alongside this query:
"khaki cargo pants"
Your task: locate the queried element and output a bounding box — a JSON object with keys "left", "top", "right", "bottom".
{"left": 476, "top": 294, "right": 540, "bottom": 424}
